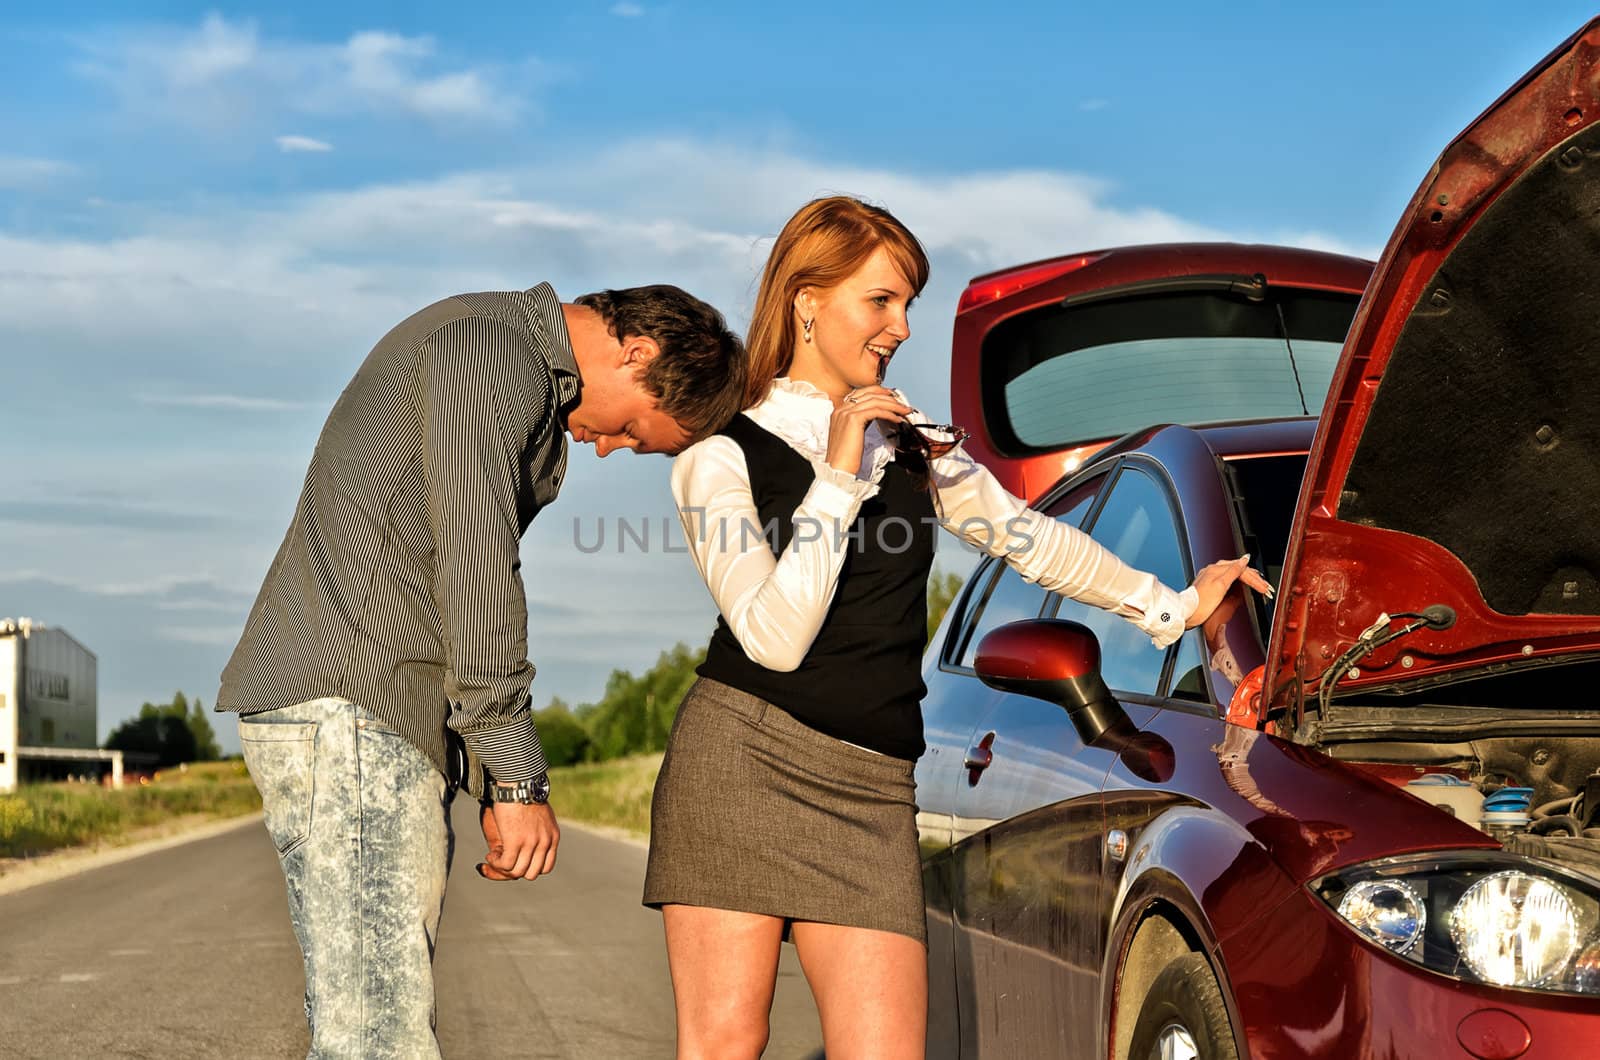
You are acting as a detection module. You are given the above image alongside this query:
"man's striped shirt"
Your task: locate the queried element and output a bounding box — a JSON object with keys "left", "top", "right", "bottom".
{"left": 218, "top": 284, "right": 577, "bottom": 795}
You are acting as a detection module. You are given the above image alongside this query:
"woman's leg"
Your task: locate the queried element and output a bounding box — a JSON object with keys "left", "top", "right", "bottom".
{"left": 791, "top": 921, "right": 927, "bottom": 1060}
{"left": 662, "top": 903, "right": 786, "bottom": 1060}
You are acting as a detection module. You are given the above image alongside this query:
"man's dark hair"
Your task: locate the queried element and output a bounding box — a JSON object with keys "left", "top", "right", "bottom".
{"left": 575, "top": 286, "right": 746, "bottom": 443}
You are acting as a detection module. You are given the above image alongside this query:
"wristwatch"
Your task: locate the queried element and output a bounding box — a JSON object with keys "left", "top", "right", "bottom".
{"left": 487, "top": 773, "right": 551, "bottom": 805}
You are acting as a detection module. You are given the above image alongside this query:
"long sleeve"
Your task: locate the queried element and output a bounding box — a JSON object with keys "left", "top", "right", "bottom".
{"left": 928, "top": 438, "right": 1197, "bottom": 648}
{"left": 419, "top": 315, "right": 547, "bottom": 782}
{"left": 671, "top": 435, "right": 876, "bottom": 672}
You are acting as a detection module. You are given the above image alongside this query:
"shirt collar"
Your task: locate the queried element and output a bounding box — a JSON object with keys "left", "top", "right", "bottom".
{"left": 747, "top": 376, "right": 899, "bottom": 482}
{"left": 522, "top": 282, "right": 582, "bottom": 415}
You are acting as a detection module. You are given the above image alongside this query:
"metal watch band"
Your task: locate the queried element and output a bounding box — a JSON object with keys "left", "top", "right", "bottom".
{"left": 488, "top": 773, "right": 550, "bottom": 805}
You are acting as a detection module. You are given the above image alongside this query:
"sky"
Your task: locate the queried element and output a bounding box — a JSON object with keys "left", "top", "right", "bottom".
{"left": 3, "top": 2, "right": 1595, "bottom": 751}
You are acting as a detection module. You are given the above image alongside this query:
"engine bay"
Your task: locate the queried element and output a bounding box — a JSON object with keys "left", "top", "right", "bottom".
{"left": 1325, "top": 732, "right": 1600, "bottom": 878}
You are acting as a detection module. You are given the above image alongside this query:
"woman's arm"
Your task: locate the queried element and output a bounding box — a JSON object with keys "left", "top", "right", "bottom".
{"left": 671, "top": 436, "right": 874, "bottom": 671}
{"left": 927, "top": 442, "right": 1197, "bottom": 648}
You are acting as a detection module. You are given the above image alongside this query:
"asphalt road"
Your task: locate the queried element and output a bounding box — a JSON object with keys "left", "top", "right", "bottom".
{"left": 0, "top": 798, "right": 825, "bottom": 1058}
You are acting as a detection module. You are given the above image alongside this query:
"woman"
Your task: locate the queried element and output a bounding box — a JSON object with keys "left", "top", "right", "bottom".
{"left": 644, "top": 196, "right": 1269, "bottom": 1059}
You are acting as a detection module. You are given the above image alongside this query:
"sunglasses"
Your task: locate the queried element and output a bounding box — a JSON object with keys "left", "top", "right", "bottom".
{"left": 891, "top": 421, "right": 969, "bottom": 460}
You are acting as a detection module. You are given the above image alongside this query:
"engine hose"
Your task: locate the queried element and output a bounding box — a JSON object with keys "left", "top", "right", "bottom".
{"left": 1531, "top": 814, "right": 1584, "bottom": 837}
{"left": 1532, "top": 797, "right": 1578, "bottom": 819}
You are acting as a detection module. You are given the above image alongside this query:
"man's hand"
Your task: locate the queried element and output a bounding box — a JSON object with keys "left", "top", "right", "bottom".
{"left": 476, "top": 800, "right": 560, "bottom": 882}
{"left": 1186, "top": 555, "right": 1274, "bottom": 630}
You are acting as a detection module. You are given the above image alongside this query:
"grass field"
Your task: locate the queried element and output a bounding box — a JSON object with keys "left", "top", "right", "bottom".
{"left": 0, "top": 760, "right": 263, "bottom": 860}
{"left": 549, "top": 752, "right": 663, "bottom": 837}
{"left": 0, "top": 751, "right": 661, "bottom": 865}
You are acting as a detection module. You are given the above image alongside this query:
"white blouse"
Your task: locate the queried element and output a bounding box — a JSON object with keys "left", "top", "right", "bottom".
{"left": 670, "top": 377, "right": 1197, "bottom": 673}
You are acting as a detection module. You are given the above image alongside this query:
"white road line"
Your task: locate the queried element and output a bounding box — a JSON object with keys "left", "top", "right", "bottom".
{"left": 58, "top": 973, "right": 98, "bottom": 983}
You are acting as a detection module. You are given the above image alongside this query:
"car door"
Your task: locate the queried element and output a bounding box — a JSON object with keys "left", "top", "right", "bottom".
{"left": 918, "top": 479, "right": 1101, "bottom": 1056}
{"left": 947, "top": 461, "right": 1194, "bottom": 1059}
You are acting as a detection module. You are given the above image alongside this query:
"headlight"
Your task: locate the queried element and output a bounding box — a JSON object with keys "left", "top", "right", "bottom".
{"left": 1575, "top": 940, "right": 1600, "bottom": 993}
{"left": 1337, "top": 879, "right": 1425, "bottom": 955}
{"left": 1451, "top": 871, "right": 1577, "bottom": 987}
{"left": 1313, "top": 854, "right": 1600, "bottom": 997}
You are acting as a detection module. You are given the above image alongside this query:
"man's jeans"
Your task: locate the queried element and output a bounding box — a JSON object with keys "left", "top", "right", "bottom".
{"left": 241, "top": 697, "right": 455, "bottom": 1059}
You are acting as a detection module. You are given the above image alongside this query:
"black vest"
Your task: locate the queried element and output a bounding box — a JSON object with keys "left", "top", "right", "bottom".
{"left": 697, "top": 414, "right": 937, "bottom": 760}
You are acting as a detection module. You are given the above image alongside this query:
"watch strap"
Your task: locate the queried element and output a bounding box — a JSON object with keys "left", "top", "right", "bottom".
{"left": 487, "top": 773, "right": 550, "bottom": 805}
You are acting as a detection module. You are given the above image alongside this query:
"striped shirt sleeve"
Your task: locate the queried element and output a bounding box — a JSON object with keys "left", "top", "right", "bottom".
{"left": 418, "top": 314, "right": 549, "bottom": 783}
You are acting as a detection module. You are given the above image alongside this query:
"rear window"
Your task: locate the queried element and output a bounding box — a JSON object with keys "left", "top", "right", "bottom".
{"left": 982, "top": 288, "right": 1359, "bottom": 453}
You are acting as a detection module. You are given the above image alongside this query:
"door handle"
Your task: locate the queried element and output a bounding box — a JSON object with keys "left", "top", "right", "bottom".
{"left": 964, "top": 731, "right": 997, "bottom": 783}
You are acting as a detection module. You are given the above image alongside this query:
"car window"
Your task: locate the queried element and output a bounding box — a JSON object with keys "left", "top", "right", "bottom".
{"left": 1051, "top": 464, "right": 1188, "bottom": 695}
{"left": 954, "top": 560, "right": 1051, "bottom": 670}
{"left": 951, "top": 476, "right": 1103, "bottom": 669}
{"left": 1223, "top": 452, "right": 1307, "bottom": 628}
{"left": 1042, "top": 477, "right": 1100, "bottom": 525}
{"left": 983, "top": 289, "right": 1358, "bottom": 452}
{"left": 1168, "top": 630, "right": 1211, "bottom": 702}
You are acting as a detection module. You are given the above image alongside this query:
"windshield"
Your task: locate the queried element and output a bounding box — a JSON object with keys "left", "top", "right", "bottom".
{"left": 1345, "top": 655, "right": 1600, "bottom": 709}
{"left": 982, "top": 288, "right": 1360, "bottom": 453}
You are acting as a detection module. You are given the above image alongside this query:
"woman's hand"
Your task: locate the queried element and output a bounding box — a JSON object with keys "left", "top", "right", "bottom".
{"left": 826, "top": 386, "right": 911, "bottom": 476}
{"left": 1186, "top": 555, "right": 1274, "bottom": 629}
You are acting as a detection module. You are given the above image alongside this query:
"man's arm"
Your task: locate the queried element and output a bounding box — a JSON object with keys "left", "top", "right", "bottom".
{"left": 418, "top": 313, "right": 560, "bottom": 879}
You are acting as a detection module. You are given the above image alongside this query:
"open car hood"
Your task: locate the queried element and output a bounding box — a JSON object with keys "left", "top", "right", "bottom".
{"left": 1266, "top": 19, "right": 1600, "bottom": 712}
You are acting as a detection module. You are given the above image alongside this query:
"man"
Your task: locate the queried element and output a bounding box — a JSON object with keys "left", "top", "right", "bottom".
{"left": 218, "top": 282, "right": 744, "bottom": 1056}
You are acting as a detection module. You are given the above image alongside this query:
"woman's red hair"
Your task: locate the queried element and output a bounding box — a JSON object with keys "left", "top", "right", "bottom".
{"left": 744, "top": 196, "right": 929, "bottom": 407}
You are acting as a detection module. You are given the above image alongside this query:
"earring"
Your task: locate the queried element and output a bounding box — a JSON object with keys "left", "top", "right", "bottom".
{"left": 803, "top": 318, "right": 814, "bottom": 343}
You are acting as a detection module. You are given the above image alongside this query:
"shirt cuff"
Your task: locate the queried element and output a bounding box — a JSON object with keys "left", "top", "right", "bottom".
{"left": 1143, "top": 585, "right": 1199, "bottom": 649}
{"left": 804, "top": 461, "right": 878, "bottom": 520}
{"left": 462, "top": 714, "right": 548, "bottom": 784}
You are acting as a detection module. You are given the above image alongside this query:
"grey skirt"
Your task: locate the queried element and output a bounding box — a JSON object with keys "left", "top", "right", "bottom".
{"left": 643, "top": 677, "right": 926, "bottom": 945}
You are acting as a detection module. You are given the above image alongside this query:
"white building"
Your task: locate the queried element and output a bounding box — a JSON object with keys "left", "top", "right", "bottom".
{"left": 1, "top": 617, "right": 101, "bottom": 791}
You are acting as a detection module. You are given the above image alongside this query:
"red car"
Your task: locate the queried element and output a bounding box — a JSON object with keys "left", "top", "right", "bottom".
{"left": 917, "top": 19, "right": 1600, "bottom": 1060}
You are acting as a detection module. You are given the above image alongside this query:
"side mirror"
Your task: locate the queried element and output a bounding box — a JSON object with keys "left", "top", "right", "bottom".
{"left": 974, "top": 619, "right": 1129, "bottom": 747}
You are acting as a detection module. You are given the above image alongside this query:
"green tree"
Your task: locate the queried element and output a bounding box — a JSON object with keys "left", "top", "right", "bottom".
{"left": 579, "top": 644, "right": 705, "bottom": 762}
{"left": 186, "top": 695, "right": 222, "bottom": 761}
{"left": 927, "top": 566, "right": 966, "bottom": 644}
{"left": 533, "top": 698, "right": 591, "bottom": 768}
{"left": 105, "top": 691, "right": 217, "bottom": 767}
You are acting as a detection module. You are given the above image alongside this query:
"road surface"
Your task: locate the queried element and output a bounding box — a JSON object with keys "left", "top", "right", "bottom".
{"left": 0, "top": 798, "right": 825, "bottom": 1058}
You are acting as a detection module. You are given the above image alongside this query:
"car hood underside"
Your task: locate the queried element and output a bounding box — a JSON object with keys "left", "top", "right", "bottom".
{"left": 1339, "top": 118, "right": 1600, "bottom": 618}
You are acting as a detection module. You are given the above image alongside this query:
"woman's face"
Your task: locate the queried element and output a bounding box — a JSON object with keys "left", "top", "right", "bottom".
{"left": 794, "top": 245, "right": 915, "bottom": 396}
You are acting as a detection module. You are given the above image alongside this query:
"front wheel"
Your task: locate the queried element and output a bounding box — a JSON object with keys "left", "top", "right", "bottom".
{"left": 1126, "top": 952, "right": 1239, "bottom": 1060}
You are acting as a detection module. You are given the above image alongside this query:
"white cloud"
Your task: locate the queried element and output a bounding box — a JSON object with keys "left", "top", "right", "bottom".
{"left": 611, "top": 3, "right": 646, "bottom": 16}
{"left": 275, "top": 134, "right": 333, "bottom": 153}
{"left": 514, "top": 139, "right": 1228, "bottom": 271}
{"left": 134, "top": 391, "right": 319, "bottom": 412}
{"left": 337, "top": 31, "right": 508, "bottom": 120}
{"left": 1271, "top": 228, "right": 1382, "bottom": 261}
{"left": 1079, "top": 99, "right": 1110, "bottom": 112}
{"left": 0, "top": 150, "right": 1221, "bottom": 398}
{"left": 0, "top": 156, "right": 77, "bottom": 189}
{"left": 165, "top": 11, "right": 258, "bottom": 86}
{"left": 72, "top": 13, "right": 531, "bottom": 127}
{"left": 158, "top": 625, "right": 243, "bottom": 646}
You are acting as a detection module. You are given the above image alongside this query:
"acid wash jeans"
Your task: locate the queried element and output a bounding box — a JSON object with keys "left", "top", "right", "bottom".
{"left": 240, "top": 697, "right": 455, "bottom": 1059}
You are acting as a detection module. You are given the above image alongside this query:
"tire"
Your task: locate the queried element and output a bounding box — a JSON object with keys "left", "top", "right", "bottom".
{"left": 1126, "top": 952, "right": 1239, "bottom": 1060}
